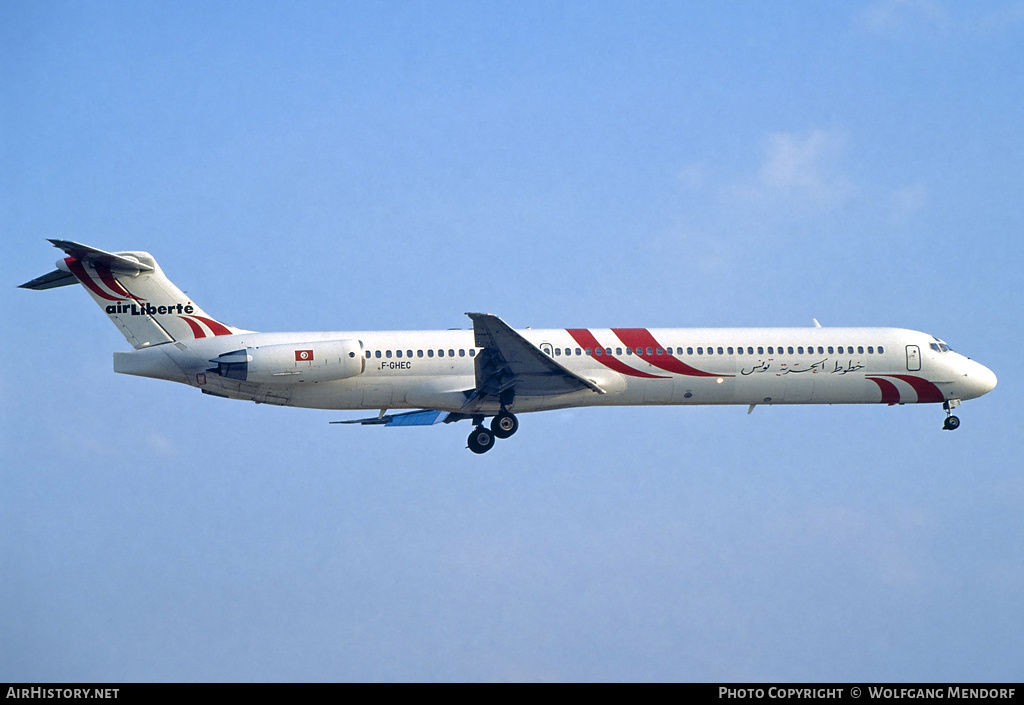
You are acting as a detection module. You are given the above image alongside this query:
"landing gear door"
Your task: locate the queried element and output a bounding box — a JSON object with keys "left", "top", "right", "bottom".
{"left": 906, "top": 345, "right": 921, "bottom": 372}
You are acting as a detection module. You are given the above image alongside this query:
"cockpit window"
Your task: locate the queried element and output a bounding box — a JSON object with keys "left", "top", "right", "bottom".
{"left": 930, "top": 342, "right": 952, "bottom": 353}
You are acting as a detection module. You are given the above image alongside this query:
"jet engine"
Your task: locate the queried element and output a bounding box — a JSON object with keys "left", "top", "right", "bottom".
{"left": 209, "top": 339, "right": 364, "bottom": 384}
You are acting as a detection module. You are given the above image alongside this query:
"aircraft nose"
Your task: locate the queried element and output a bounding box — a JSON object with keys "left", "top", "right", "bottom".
{"left": 978, "top": 364, "right": 997, "bottom": 394}
{"left": 969, "top": 361, "right": 997, "bottom": 397}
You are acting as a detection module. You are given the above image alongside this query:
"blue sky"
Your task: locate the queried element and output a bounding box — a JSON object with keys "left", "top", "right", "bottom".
{"left": 2, "top": 1, "right": 1022, "bottom": 681}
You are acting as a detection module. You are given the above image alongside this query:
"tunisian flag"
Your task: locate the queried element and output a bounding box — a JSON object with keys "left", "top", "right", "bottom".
{"left": 295, "top": 350, "right": 314, "bottom": 361}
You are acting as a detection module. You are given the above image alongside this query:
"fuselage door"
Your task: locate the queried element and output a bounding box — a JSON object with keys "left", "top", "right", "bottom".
{"left": 540, "top": 343, "right": 553, "bottom": 356}
{"left": 906, "top": 345, "right": 921, "bottom": 371}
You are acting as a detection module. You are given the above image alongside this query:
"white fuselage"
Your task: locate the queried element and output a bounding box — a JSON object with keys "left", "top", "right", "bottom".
{"left": 22, "top": 242, "right": 997, "bottom": 449}
{"left": 114, "top": 325, "right": 997, "bottom": 415}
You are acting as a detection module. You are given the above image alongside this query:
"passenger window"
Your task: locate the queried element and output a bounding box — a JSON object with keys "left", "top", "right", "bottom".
{"left": 697, "top": 347, "right": 703, "bottom": 355}
{"left": 459, "top": 349, "right": 466, "bottom": 357}
{"left": 687, "top": 347, "right": 694, "bottom": 355}
{"left": 767, "top": 347, "right": 774, "bottom": 354}
{"left": 728, "top": 347, "right": 734, "bottom": 355}
{"left": 555, "top": 348, "right": 561, "bottom": 356}
{"left": 438, "top": 349, "right": 444, "bottom": 357}
{"left": 717, "top": 347, "right": 724, "bottom": 355}
{"left": 797, "top": 346, "right": 804, "bottom": 354}
{"left": 386, "top": 350, "right": 392, "bottom": 358}
{"left": 585, "top": 348, "right": 592, "bottom": 356}
{"left": 757, "top": 347, "right": 764, "bottom": 355}
{"left": 576, "top": 348, "right": 582, "bottom": 356}
{"left": 878, "top": 346, "right": 884, "bottom": 354}
{"left": 858, "top": 346, "right": 864, "bottom": 354}
{"left": 646, "top": 347, "right": 653, "bottom": 355}
{"left": 827, "top": 346, "right": 834, "bottom": 354}
{"left": 595, "top": 348, "right": 603, "bottom": 356}
{"left": 396, "top": 350, "right": 403, "bottom": 358}
{"left": 365, "top": 351, "right": 371, "bottom": 358}
{"left": 469, "top": 349, "right": 476, "bottom": 357}
{"left": 656, "top": 347, "right": 663, "bottom": 355}
{"left": 427, "top": 349, "right": 434, "bottom": 358}
{"left": 448, "top": 349, "right": 455, "bottom": 357}
{"left": 868, "top": 346, "right": 874, "bottom": 354}
{"left": 787, "top": 346, "right": 794, "bottom": 354}
{"left": 616, "top": 347, "right": 623, "bottom": 355}
{"left": 605, "top": 347, "right": 612, "bottom": 355}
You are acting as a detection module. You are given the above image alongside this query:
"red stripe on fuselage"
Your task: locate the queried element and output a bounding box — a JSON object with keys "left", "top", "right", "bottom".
{"left": 565, "top": 329, "right": 667, "bottom": 378}
{"left": 885, "top": 374, "right": 945, "bottom": 404}
{"left": 866, "top": 376, "right": 901, "bottom": 405}
{"left": 611, "top": 328, "right": 729, "bottom": 378}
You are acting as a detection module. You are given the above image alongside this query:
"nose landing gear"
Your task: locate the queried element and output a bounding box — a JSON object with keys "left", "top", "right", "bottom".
{"left": 943, "top": 400, "right": 961, "bottom": 431}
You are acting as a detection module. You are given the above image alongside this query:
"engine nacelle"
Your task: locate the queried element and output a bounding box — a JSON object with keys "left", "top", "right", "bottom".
{"left": 210, "top": 339, "right": 364, "bottom": 384}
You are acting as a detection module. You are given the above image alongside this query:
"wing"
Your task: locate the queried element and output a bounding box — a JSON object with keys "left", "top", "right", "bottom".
{"left": 334, "top": 314, "right": 603, "bottom": 428}
{"left": 331, "top": 409, "right": 472, "bottom": 427}
{"left": 466, "top": 312, "right": 604, "bottom": 401}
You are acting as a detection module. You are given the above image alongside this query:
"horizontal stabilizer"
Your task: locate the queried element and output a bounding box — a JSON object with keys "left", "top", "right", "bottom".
{"left": 19, "top": 268, "right": 77, "bottom": 290}
{"left": 47, "top": 239, "right": 154, "bottom": 274}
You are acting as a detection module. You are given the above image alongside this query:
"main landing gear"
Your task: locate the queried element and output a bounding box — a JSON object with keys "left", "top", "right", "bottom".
{"left": 466, "top": 410, "right": 519, "bottom": 454}
{"left": 943, "top": 400, "right": 961, "bottom": 431}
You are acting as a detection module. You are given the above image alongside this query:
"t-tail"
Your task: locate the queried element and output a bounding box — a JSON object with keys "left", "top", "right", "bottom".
{"left": 19, "top": 240, "right": 249, "bottom": 347}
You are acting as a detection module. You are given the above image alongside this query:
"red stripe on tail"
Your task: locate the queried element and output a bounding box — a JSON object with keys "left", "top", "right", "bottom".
{"left": 189, "top": 315, "right": 233, "bottom": 336}
{"left": 179, "top": 316, "right": 207, "bottom": 338}
{"left": 93, "top": 262, "right": 138, "bottom": 301}
{"left": 65, "top": 257, "right": 122, "bottom": 302}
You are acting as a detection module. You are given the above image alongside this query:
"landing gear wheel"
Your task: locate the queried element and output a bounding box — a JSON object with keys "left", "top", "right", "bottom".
{"left": 943, "top": 415, "right": 961, "bottom": 431}
{"left": 491, "top": 411, "right": 519, "bottom": 439}
{"left": 467, "top": 426, "right": 496, "bottom": 454}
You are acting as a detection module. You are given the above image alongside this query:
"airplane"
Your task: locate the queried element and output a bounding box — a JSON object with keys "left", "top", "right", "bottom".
{"left": 21, "top": 240, "right": 997, "bottom": 453}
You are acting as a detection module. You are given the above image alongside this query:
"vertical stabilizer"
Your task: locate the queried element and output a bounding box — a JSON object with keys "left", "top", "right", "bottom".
{"left": 20, "top": 240, "right": 250, "bottom": 348}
